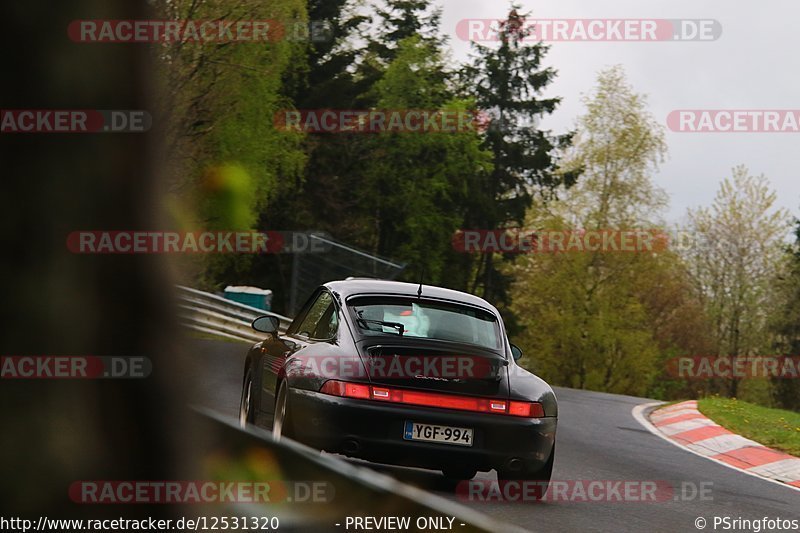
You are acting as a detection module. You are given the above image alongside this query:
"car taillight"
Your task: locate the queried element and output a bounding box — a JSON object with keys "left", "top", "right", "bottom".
{"left": 508, "top": 400, "right": 545, "bottom": 418}
{"left": 319, "top": 380, "right": 545, "bottom": 418}
{"left": 319, "top": 380, "right": 370, "bottom": 399}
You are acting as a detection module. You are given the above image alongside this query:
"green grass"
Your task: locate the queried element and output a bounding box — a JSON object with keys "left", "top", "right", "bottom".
{"left": 697, "top": 397, "right": 800, "bottom": 457}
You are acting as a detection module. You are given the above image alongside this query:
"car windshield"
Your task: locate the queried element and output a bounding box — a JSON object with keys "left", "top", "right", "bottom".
{"left": 349, "top": 297, "right": 502, "bottom": 350}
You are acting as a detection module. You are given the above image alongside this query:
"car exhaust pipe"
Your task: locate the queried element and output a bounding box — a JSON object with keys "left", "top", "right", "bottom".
{"left": 342, "top": 439, "right": 360, "bottom": 455}
{"left": 506, "top": 458, "right": 524, "bottom": 472}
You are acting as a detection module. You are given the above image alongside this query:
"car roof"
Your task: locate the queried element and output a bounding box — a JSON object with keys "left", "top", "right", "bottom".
{"left": 323, "top": 279, "right": 498, "bottom": 314}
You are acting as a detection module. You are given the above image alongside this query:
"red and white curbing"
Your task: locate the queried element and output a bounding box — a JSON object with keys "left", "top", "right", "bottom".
{"left": 647, "top": 400, "right": 800, "bottom": 489}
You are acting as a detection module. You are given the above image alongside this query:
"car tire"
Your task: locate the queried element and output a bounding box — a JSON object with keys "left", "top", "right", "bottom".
{"left": 272, "top": 381, "right": 293, "bottom": 440}
{"left": 239, "top": 367, "right": 255, "bottom": 428}
{"left": 496, "top": 445, "right": 555, "bottom": 500}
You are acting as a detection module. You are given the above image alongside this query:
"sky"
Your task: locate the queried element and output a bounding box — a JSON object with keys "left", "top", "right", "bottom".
{"left": 434, "top": 0, "right": 800, "bottom": 224}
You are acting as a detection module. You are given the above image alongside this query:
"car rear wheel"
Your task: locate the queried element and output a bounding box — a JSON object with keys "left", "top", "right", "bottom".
{"left": 496, "top": 446, "right": 555, "bottom": 500}
{"left": 239, "top": 369, "right": 255, "bottom": 428}
{"left": 272, "top": 381, "right": 292, "bottom": 440}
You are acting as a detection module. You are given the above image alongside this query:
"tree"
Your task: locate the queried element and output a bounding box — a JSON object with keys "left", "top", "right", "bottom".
{"left": 360, "top": 36, "right": 492, "bottom": 284}
{"left": 290, "top": 0, "right": 370, "bottom": 108}
{"left": 256, "top": 0, "right": 372, "bottom": 309}
{"left": 509, "top": 66, "right": 688, "bottom": 397}
{"left": 371, "top": 0, "right": 444, "bottom": 63}
{"left": 0, "top": 0, "right": 185, "bottom": 518}
{"left": 557, "top": 65, "right": 668, "bottom": 228}
{"left": 685, "top": 167, "right": 791, "bottom": 397}
{"left": 460, "top": 6, "right": 577, "bottom": 305}
{"left": 153, "top": 0, "right": 309, "bottom": 289}
{"left": 770, "top": 220, "right": 800, "bottom": 410}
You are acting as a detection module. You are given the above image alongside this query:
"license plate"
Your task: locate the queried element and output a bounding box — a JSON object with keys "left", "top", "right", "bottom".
{"left": 403, "top": 421, "right": 473, "bottom": 447}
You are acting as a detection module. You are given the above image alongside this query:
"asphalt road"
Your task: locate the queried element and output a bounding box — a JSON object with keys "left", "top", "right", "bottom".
{"left": 189, "top": 336, "right": 799, "bottom": 532}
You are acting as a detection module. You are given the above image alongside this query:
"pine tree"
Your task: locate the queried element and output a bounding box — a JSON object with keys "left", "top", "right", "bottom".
{"left": 290, "top": 0, "right": 370, "bottom": 108}
{"left": 460, "top": 6, "right": 578, "bottom": 304}
{"left": 371, "top": 0, "right": 443, "bottom": 62}
{"left": 256, "top": 0, "right": 373, "bottom": 311}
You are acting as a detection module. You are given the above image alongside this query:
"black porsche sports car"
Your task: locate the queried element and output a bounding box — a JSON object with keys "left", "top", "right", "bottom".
{"left": 239, "top": 279, "right": 557, "bottom": 485}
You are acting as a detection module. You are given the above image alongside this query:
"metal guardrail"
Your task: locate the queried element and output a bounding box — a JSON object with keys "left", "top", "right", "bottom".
{"left": 177, "top": 285, "right": 292, "bottom": 343}
{"left": 195, "top": 409, "right": 511, "bottom": 532}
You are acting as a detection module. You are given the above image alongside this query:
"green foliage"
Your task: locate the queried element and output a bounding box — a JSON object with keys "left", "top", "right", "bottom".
{"left": 459, "top": 6, "right": 577, "bottom": 304}
{"left": 293, "top": 0, "right": 370, "bottom": 108}
{"left": 769, "top": 220, "right": 800, "bottom": 410}
{"left": 198, "top": 164, "right": 257, "bottom": 230}
{"left": 684, "top": 167, "right": 791, "bottom": 397}
{"left": 559, "top": 65, "right": 668, "bottom": 227}
{"left": 371, "top": 0, "right": 444, "bottom": 62}
{"left": 361, "top": 35, "right": 492, "bottom": 284}
{"left": 153, "top": 0, "right": 308, "bottom": 289}
{"left": 509, "top": 67, "right": 699, "bottom": 398}
{"left": 510, "top": 248, "right": 660, "bottom": 396}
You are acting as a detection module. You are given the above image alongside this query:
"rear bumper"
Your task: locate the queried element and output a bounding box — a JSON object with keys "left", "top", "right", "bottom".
{"left": 285, "top": 388, "right": 557, "bottom": 473}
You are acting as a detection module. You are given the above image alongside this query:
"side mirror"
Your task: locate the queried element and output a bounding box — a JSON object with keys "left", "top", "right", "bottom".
{"left": 252, "top": 315, "right": 280, "bottom": 334}
{"left": 510, "top": 343, "right": 523, "bottom": 361}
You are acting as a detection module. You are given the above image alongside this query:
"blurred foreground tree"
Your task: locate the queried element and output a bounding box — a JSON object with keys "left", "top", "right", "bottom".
{"left": 153, "top": 0, "right": 308, "bottom": 290}
{"left": 0, "top": 0, "right": 192, "bottom": 519}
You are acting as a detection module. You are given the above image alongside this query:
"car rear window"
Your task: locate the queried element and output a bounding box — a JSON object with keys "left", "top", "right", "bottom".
{"left": 348, "top": 297, "right": 501, "bottom": 350}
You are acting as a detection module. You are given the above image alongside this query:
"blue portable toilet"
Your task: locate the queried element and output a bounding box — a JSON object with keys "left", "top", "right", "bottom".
{"left": 223, "top": 286, "right": 273, "bottom": 311}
